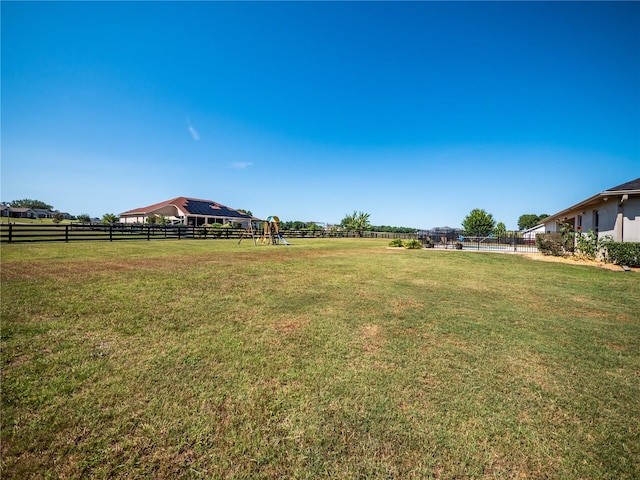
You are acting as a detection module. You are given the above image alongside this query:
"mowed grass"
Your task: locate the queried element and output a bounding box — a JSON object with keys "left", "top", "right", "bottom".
{"left": 1, "top": 239, "right": 639, "bottom": 479}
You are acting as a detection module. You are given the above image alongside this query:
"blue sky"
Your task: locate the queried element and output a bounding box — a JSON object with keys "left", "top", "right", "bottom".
{"left": 2, "top": 1, "right": 639, "bottom": 229}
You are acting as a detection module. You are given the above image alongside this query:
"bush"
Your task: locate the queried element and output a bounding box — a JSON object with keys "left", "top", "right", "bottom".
{"left": 605, "top": 242, "right": 640, "bottom": 267}
{"left": 389, "top": 238, "right": 404, "bottom": 248}
{"left": 536, "top": 233, "right": 565, "bottom": 256}
{"left": 575, "top": 230, "right": 613, "bottom": 261}
{"left": 405, "top": 239, "right": 423, "bottom": 249}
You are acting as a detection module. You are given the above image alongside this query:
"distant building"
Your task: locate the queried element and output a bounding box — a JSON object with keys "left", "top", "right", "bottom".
{"left": 522, "top": 224, "right": 545, "bottom": 244}
{"left": 32, "top": 208, "right": 53, "bottom": 219}
{"left": 0, "top": 206, "right": 36, "bottom": 218}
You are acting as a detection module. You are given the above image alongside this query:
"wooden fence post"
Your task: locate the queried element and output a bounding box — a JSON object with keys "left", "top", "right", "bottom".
{"left": 65, "top": 225, "right": 69, "bottom": 242}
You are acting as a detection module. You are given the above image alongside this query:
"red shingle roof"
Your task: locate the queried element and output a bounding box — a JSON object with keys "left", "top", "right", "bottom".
{"left": 119, "top": 197, "right": 253, "bottom": 220}
{"left": 120, "top": 197, "right": 202, "bottom": 215}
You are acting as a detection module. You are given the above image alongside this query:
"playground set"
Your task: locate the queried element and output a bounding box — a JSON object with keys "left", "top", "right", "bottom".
{"left": 237, "top": 216, "right": 290, "bottom": 246}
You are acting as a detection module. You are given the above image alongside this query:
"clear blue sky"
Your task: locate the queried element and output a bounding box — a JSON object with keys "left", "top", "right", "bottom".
{"left": 2, "top": 1, "right": 639, "bottom": 229}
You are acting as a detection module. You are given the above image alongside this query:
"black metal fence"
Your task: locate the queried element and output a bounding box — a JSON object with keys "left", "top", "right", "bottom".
{"left": 0, "top": 223, "right": 416, "bottom": 243}
{"left": 418, "top": 229, "right": 539, "bottom": 253}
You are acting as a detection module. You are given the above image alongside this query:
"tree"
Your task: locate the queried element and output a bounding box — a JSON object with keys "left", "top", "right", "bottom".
{"left": 494, "top": 222, "right": 507, "bottom": 238}
{"left": 52, "top": 212, "right": 64, "bottom": 224}
{"left": 237, "top": 209, "right": 253, "bottom": 216}
{"left": 76, "top": 214, "right": 91, "bottom": 223}
{"left": 9, "top": 199, "right": 53, "bottom": 210}
{"left": 462, "top": 209, "right": 496, "bottom": 237}
{"left": 306, "top": 222, "right": 322, "bottom": 231}
{"left": 101, "top": 213, "right": 119, "bottom": 224}
{"left": 518, "top": 213, "right": 549, "bottom": 231}
{"left": 341, "top": 211, "right": 371, "bottom": 236}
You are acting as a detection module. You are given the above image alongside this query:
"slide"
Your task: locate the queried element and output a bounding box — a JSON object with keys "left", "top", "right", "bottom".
{"left": 277, "top": 233, "right": 290, "bottom": 245}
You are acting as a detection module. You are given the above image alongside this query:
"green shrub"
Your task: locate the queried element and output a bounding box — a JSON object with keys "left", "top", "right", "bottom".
{"left": 389, "top": 238, "right": 404, "bottom": 248}
{"left": 575, "top": 230, "right": 611, "bottom": 261}
{"left": 605, "top": 242, "right": 640, "bottom": 267}
{"left": 559, "top": 222, "right": 575, "bottom": 253}
{"left": 405, "top": 239, "right": 423, "bottom": 249}
{"left": 536, "top": 233, "right": 565, "bottom": 256}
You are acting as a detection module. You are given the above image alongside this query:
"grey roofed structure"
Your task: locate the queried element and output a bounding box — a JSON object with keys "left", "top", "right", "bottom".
{"left": 541, "top": 178, "right": 640, "bottom": 242}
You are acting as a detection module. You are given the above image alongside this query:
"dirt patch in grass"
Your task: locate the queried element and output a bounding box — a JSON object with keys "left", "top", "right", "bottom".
{"left": 425, "top": 247, "right": 639, "bottom": 272}
{"left": 361, "top": 324, "right": 384, "bottom": 354}
{"left": 517, "top": 252, "right": 639, "bottom": 272}
{"left": 273, "top": 316, "right": 310, "bottom": 334}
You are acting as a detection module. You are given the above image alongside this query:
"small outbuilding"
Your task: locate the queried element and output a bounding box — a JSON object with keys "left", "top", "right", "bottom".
{"left": 522, "top": 224, "right": 545, "bottom": 244}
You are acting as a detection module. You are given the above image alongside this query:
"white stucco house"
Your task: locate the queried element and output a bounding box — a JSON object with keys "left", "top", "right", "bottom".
{"left": 541, "top": 178, "right": 640, "bottom": 242}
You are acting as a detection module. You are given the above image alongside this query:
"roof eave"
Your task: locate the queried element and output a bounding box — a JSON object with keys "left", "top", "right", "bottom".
{"left": 543, "top": 193, "right": 603, "bottom": 223}
{"left": 544, "top": 189, "right": 639, "bottom": 224}
{"left": 601, "top": 189, "right": 640, "bottom": 196}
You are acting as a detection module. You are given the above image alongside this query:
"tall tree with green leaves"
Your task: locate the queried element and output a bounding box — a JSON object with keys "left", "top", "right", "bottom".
{"left": 518, "top": 214, "right": 549, "bottom": 230}
{"left": 494, "top": 221, "right": 507, "bottom": 237}
{"left": 76, "top": 214, "right": 91, "bottom": 223}
{"left": 341, "top": 211, "right": 371, "bottom": 237}
{"left": 9, "top": 199, "right": 53, "bottom": 210}
{"left": 101, "top": 213, "right": 119, "bottom": 224}
{"left": 462, "top": 209, "right": 496, "bottom": 237}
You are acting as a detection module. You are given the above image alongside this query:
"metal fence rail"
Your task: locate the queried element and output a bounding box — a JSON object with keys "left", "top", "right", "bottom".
{"left": 0, "top": 224, "right": 417, "bottom": 243}
{"left": 1, "top": 224, "right": 190, "bottom": 243}
{"left": 418, "top": 230, "right": 539, "bottom": 253}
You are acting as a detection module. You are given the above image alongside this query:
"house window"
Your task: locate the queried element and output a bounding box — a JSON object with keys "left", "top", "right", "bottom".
{"left": 594, "top": 210, "right": 599, "bottom": 234}
{"left": 577, "top": 215, "right": 582, "bottom": 231}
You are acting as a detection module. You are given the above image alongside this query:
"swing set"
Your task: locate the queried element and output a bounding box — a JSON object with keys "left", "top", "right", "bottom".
{"left": 237, "top": 216, "right": 290, "bottom": 246}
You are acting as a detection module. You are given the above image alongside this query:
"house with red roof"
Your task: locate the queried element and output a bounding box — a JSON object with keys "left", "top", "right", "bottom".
{"left": 119, "top": 197, "right": 257, "bottom": 227}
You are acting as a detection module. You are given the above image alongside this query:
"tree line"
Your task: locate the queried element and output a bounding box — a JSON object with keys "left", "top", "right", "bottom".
{"left": 335, "top": 209, "right": 551, "bottom": 237}
{"left": 3, "top": 198, "right": 549, "bottom": 234}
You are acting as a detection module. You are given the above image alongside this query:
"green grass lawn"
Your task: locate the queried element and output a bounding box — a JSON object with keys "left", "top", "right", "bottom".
{"left": 0, "top": 217, "right": 74, "bottom": 224}
{"left": 2, "top": 239, "right": 639, "bottom": 479}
